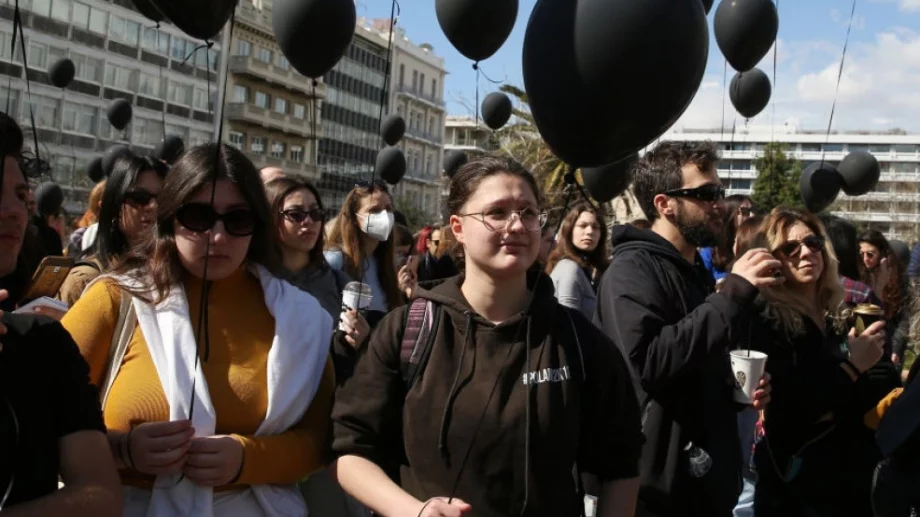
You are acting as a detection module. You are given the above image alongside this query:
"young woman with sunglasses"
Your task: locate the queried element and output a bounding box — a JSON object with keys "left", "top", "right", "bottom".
{"left": 56, "top": 155, "right": 166, "bottom": 307}
{"left": 858, "top": 230, "right": 911, "bottom": 366}
{"left": 62, "top": 144, "right": 335, "bottom": 516}
{"left": 332, "top": 156, "right": 643, "bottom": 517}
{"left": 545, "top": 201, "right": 610, "bottom": 320}
{"left": 745, "top": 208, "right": 899, "bottom": 516}
{"left": 325, "top": 181, "right": 412, "bottom": 324}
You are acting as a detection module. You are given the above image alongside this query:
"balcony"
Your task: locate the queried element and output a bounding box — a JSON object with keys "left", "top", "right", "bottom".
{"left": 831, "top": 210, "right": 920, "bottom": 224}
{"left": 837, "top": 192, "right": 920, "bottom": 202}
{"left": 224, "top": 102, "right": 318, "bottom": 139}
{"left": 229, "top": 55, "right": 325, "bottom": 98}
{"left": 236, "top": 1, "right": 273, "bottom": 32}
{"left": 395, "top": 85, "right": 446, "bottom": 110}
{"left": 403, "top": 126, "right": 443, "bottom": 145}
{"left": 245, "top": 152, "right": 319, "bottom": 180}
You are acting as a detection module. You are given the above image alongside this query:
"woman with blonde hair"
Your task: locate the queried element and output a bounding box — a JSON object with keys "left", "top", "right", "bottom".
{"left": 67, "top": 179, "right": 107, "bottom": 256}
{"left": 747, "top": 208, "right": 899, "bottom": 517}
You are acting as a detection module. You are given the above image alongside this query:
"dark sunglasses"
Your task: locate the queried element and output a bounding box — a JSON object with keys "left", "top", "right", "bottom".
{"left": 354, "top": 179, "right": 389, "bottom": 193}
{"left": 777, "top": 235, "right": 825, "bottom": 257}
{"left": 430, "top": 239, "right": 440, "bottom": 246}
{"left": 663, "top": 184, "right": 726, "bottom": 203}
{"left": 281, "top": 207, "right": 326, "bottom": 224}
{"left": 123, "top": 189, "right": 158, "bottom": 207}
{"left": 176, "top": 202, "right": 255, "bottom": 237}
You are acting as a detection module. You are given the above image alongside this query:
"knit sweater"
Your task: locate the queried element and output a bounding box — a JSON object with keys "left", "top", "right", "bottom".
{"left": 61, "top": 268, "right": 335, "bottom": 489}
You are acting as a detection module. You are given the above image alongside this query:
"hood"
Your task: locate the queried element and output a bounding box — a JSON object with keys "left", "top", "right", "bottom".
{"left": 611, "top": 224, "right": 700, "bottom": 275}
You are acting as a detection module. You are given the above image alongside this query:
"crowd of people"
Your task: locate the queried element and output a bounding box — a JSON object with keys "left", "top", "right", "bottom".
{"left": 2, "top": 109, "right": 920, "bottom": 517}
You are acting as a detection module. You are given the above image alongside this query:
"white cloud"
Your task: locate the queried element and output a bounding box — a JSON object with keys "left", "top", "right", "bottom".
{"left": 871, "top": 0, "right": 920, "bottom": 12}
{"left": 670, "top": 29, "right": 920, "bottom": 132}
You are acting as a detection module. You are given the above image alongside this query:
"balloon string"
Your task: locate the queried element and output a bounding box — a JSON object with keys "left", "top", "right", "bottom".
{"left": 474, "top": 65, "right": 480, "bottom": 129}
{"left": 156, "top": 24, "right": 167, "bottom": 141}
{"left": 11, "top": 0, "right": 44, "bottom": 182}
{"left": 720, "top": 59, "right": 728, "bottom": 140}
{"left": 770, "top": 0, "right": 779, "bottom": 205}
{"left": 311, "top": 80, "right": 317, "bottom": 170}
{"left": 820, "top": 0, "right": 856, "bottom": 169}
{"left": 373, "top": 0, "right": 399, "bottom": 180}
{"left": 474, "top": 63, "right": 506, "bottom": 85}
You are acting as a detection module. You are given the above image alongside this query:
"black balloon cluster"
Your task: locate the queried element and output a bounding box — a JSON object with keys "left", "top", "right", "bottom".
{"left": 799, "top": 151, "right": 881, "bottom": 213}
{"left": 443, "top": 151, "right": 468, "bottom": 178}
{"left": 715, "top": 0, "right": 779, "bottom": 119}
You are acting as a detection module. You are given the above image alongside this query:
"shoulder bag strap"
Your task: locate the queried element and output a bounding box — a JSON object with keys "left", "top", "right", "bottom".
{"left": 100, "top": 289, "right": 136, "bottom": 410}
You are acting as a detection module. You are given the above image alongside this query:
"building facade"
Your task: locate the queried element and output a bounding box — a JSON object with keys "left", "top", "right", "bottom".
{"left": 222, "top": 0, "right": 321, "bottom": 184}
{"left": 444, "top": 115, "right": 500, "bottom": 156}
{"left": 1, "top": 0, "right": 219, "bottom": 214}
{"left": 664, "top": 126, "right": 920, "bottom": 241}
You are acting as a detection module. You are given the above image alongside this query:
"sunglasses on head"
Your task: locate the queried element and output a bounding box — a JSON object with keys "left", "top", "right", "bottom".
{"left": 176, "top": 202, "right": 255, "bottom": 237}
{"left": 123, "top": 189, "right": 157, "bottom": 207}
{"left": 663, "top": 184, "right": 726, "bottom": 203}
{"left": 354, "top": 180, "right": 389, "bottom": 193}
{"left": 777, "top": 235, "right": 825, "bottom": 257}
{"left": 281, "top": 207, "right": 326, "bottom": 224}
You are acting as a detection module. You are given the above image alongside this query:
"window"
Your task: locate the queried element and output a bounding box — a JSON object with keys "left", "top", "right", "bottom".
{"left": 276, "top": 55, "right": 289, "bottom": 70}
{"left": 30, "top": 0, "right": 51, "bottom": 17}
{"left": 412, "top": 70, "right": 418, "bottom": 90}
{"left": 141, "top": 26, "right": 170, "bottom": 54}
{"left": 399, "top": 64, "right": 405, "bottom": 86}
{"left": 24, "top": 94, "right": 59, "bottom": 128}
{"left": 420, "top": 73, "right": 425, "bottom": 93}
{"left": 189, "top": 130, "right": 210, "bottom": 146}
{"left": 431, "top": 78, "right": 437, "bottom": 98}
{"left": 71, "top": 2, "right": 88, "bottom": 28}
{"left": 229, "top": 131, "right": 245, "bottom": 149}
{"left": 254, "top": 91, "right": 269, "bottom": 109}
{"left": 138, "top": 72, "right": 162, "bottom": 97}
{"left": 425, "top": 155, "right": 432, "bottom": 175}
{"left": 104, "top": 64, "right": 133, "bottom": 91}
{"left": 0, "top": 87, "right": 20, "bottom": 119}
{"left": 88, "top": 7, "right": 106, "bottom": 33}
{"left": 428, "top": 116, "right": 434, "bottom": 135}
{"left": 193, "top": 88, "right": 209, "bottom": 110}
{"left": 167, "top": 82, "right": 192, "bottom": 105}
{"left": 28, "top": 42, "right": 47, "bottom": 69}
{"left": 61, "top": 102, "right": 96, "bottom": 134}
{"left": 50, "top": 0, "right": 70, "bottom": 22}
{"left": 251, "top": 136, "right": 265, "bottom": 154}
{"left": 823, "top": 144, "right": 844, "bottom": 153}
{"left": 270, "top": 141, "right": 285, "bottom": 159}
{"left": 133, "top": 118, "right": 164, "bottom": 145}
{"left": 274, "top": 98, "right": 287, "bottom": 114}
{"left": 171, "top": 37, "right": 188, "bottom": 60}
{"left": 800, "top": 143, "right": 821, "bottom": 152}
{"left": 232, "top": 85, "right": 248, "bottom": 103}
{"left": 235, "top": 40, "right": 251, "bottom": 56}
{"left": 124, "top": 19, "right": 140, "bottom": 46}
{"left": 108, "top": 15, "right": 125, "bottom": 41}
{"left": 293, "top": 103, "right": 305, "bottom": 119}
{"left": 893, "top": 145, "right": 917, "bottom": 154}
{"left": 290, "top": 145, "right": 303, "bottom": 163}
{"left": 257, "top": 47, "right": 272, "bottom": 63}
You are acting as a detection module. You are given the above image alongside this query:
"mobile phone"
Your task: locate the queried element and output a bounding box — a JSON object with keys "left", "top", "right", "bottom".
{"left": 22, "top": 256, "right": 74, "bottom": 302}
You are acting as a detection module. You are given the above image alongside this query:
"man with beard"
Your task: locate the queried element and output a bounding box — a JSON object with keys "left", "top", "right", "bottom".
{"left": 594, "top": 141, "right": 782, "bottom": 517}
{"left": 0, "top": 112, "right": 121, "bottom": 515}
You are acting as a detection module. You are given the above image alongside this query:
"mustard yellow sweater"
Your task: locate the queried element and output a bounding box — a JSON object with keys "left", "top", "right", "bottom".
{"left": 62, "top": 268, "right": 335, "bottom": 489}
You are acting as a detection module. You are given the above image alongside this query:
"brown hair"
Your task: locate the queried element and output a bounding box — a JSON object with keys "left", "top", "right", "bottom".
{"left": 858, "top": 229, "right": 905, "bottom": 320}
{"left": 447, "top": 155, "right": 543, "bottom": 216}
{"left": 264, "top": 175, "right": 327, "bottom": 270}
{"left": 545, "top": 201, "right": 610, "bottom": 277}
{"left": 711, "top": 194, "right": 752, "bottom": 271}
{"left": 730, "top": 214, "right": 764, "bottom": 265}
{"left": 632, "top": 140, "right": 720, "bottom": 222}
{"left": 434, "top": 224, "right": 456, "bottom": 259}
{"left": 74, "top": 180, "right": 106, "bottom": 229}
{"left": 115, "top": 143, "right": 278, "bottom": 303}
{"left": 325, "top": 181, "right": 403, "bottom": 308}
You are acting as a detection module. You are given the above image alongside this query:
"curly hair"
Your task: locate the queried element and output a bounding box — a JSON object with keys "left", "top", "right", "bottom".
{"left": 632, "top": 140, "right": 721, "bottom": 222}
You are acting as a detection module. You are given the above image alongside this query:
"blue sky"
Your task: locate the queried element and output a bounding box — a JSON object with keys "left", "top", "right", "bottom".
{"left": 356, "top": 0, "right": 920, "bottom": 131}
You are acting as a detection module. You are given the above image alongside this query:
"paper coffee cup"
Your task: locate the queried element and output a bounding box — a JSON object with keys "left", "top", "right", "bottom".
{"left": 340, "top": 282, "right": 372, "bottom": 332}
{"left": 853, "top": 303, "right": 884, "bottom": 335}
{"left": 730, "top": 350, "right": 768, "bottom": 404}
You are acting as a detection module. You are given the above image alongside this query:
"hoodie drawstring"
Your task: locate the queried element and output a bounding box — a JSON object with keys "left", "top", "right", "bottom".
{"left": 438, "top": 311, "right": 475, "bottom": 464}
{"left": 521, "top": 315, "right": 532, "bottom": 517}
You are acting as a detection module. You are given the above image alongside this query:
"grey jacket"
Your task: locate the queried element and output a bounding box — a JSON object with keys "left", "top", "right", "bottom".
{"left": 550, "top": 258, "right": 596, "bottom": 320}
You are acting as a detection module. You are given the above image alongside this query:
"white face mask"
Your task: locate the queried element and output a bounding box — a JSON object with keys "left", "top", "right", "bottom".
{"left": 360, "top": 210, "right": 394, "bottom": 242}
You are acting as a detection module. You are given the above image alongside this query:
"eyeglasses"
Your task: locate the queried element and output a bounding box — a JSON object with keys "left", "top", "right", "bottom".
{"left": 777, "top": 235, "right": 825, "bottom": 258}
{"left": 123, "top": 189, "right": 158, "bottom": 207}
{"left": 663, "top": 184, "right": 726, "bottom": 203}
{"left": 281, "top": 207, "right": 326, "bottom": 224}
{"left": 176, "top": 202, "right": 255, "bottom": 237}
{"left": 461, "top": 207, "right": 548, "bottom": 233}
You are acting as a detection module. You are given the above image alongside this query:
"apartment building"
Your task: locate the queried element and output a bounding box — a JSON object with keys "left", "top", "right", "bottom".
{"left": 444, "top": 115, "right": 500, "bottom": 156}
{"left": 665, "top": 126, "right": 920, "bottom": 241}
{"left": 0, "top": 0, "right": 219, "bottom": 213}
{"left": 223, "top": 0, "right": 321, "bottom": 183}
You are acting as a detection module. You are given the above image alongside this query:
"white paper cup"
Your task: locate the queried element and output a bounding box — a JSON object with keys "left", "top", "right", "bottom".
{"left": 729, "top": 350, "right": 768, "bottom": 404}
{"left": 341, "top": 282, "right": 373, "bottom": 311}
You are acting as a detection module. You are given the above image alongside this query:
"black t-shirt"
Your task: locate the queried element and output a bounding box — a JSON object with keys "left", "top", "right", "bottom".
{"left": 0, "top": 313, "right": 106, "bottom": 507}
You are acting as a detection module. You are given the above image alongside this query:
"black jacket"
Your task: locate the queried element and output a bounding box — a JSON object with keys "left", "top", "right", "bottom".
{"left": 594, "top": 226, "right": 758, "bottom": 517}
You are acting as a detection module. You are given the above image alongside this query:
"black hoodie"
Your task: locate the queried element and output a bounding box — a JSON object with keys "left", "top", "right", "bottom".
{"left": 594, "top": 226, "right": 759, "bottom": 517}
{"left": 332, "top": 272, "right": 643, "bottom": 517}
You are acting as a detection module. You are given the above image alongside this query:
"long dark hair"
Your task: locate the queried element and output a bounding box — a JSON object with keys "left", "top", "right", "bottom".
{"left": 325, "top": 181, "right": 403, "bottom": 308}
{"left": 115, "top": 144, "right": 278, "bottom": 303}
{"left": 96, "top": 155, "right": 166, "bottom": 269}
{"left": 545, "top": 201, "right": 610, "bottom": 277}
{"left": 264, "top": 175, "right": 327, "bottom": 270}
{"left": 858, "top": 229, "right": 904, "bottom": 319}
{"left": 711, "top": 194, "right": 751, "bottom": 271}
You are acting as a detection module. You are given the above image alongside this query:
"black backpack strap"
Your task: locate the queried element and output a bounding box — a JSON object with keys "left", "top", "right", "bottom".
{"left": 399, "top": 298, "right": 441, "bottom": 390}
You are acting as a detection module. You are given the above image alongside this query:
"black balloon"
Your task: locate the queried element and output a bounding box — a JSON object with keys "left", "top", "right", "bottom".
{"left": 102, "top": 145, "right": 133, "bottom": 177}
{"left": 151, "top": 0, "right": 235, "bottom": 40}
{"left": 155, "top": 135, "right": 185, "bottom": 165}
{"left": 436, "top": 0, "right": 518, "bottom": 62}
{"left": 443, "top": 151, "right": 468, "bottom": 178}
{"left": 729, "top": 68, "right": 771, "bottom": 119}
{"left": 376, "top": 147, "right": 407, "bottom": 185}
{"left": 702, "top": 0, "right": 714, "bottom": 14}
{"left": 88, "top": 157, "right": 105, "bottom": 183}
{"left": 34, "top": 182, "right": 64, "bottom": 216}
{"left": 106, "top": 99, "right": 133, "bottom": 131}
{"left": 381, "top": 114, "right": 406, "bottom": 146}
{"left": 889, "top": 240, "right": 910, "bottom": 267}
{"left": 837, "top": 151, "right": 880, "bottom": 197}
{"left": 48, "top": 58, "right": 75, "bottom": 88}
{"left": 714, "top": 0, "right": 778, "bottom": 73}
{"left": 132, "top": 0, "right": 164, "bottom": 22}
{"left": 800, "top": 162, "right": 842, "bottom": 213}
{"left": 523, "top": 0, "right": 709, "bottom": 167}
{"left": 273, "top": 0, "right": 356, "bottom": 79}
{"left": 581, "top": 154, "right": 637, "bottom": 203}
{"left": 481, "top": 92, "right": 512, "bottom": 130}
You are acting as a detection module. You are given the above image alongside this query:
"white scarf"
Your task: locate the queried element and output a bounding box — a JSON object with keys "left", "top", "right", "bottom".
{"left": 115, "top": 265, "right": 332, "bottom": 517}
